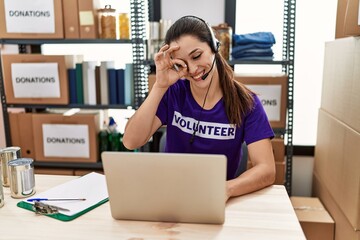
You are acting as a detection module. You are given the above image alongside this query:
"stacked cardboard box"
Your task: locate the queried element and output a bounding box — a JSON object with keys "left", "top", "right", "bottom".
{"left": 290, "top": 197, "right": 334, "bottom": 240}
{"left": 335, "top": 0, "right": 360, "bottom": 38}
{"left": 313, "top": 37, "right": 360, "bottom": 240}
{"left": 9, "top": 111, "right": 100, "bottom": 164}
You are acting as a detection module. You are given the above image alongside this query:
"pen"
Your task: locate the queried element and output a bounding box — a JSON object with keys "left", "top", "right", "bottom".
{"left": 173, "top": 64, "right": 180, "bottom": 72}
{"left": 27, "top": 198, "right": 86, "bottom": 202}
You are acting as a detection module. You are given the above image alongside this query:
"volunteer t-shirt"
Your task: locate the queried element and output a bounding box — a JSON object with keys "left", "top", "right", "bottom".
{"left": 156, "top": 79, "right": 274, "bottom": 180}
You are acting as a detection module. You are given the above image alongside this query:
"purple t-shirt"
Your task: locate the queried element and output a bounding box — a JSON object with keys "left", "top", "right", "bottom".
{"left": 156, "top": 80, "right": 274, "bottom": 180}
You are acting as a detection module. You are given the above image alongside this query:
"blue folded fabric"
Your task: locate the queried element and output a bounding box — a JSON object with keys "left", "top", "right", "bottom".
{"left": 231, "top": 47, "right": 274, "bottom": 59}
{"left": 231, "top": 56, "right": 274, "bottom": 61}
{"left": 233, "top": 32, "right": 276, "bottom": 45}
{"left": 232, "top": 43, "right": 273, "bottom": 52}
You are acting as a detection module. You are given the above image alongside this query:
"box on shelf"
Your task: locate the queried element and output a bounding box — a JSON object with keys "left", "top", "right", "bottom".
{"left": 62, "top": 0, "right": 80, "bottom": 39}
{"left": 321, "top": 37, "right": 360, "bottom": 133}
{"left": 1, "top": 54, "right": 69, "bottom": 105}
{"left": 32, "top": 112, "right": 100, "bottom": 163}
{"left": 314, "top": 109, "right": 360, "bottom": 231}
{"left": 8, "top": 112, "right": 35, "bottom": 158}
{"left": 234, "top": 74, "right": 288, "bottom": 129}
{"left": 335, "top": 0, "right": 360, "bottom": 38}
{"left": 0, "top": 0, "right": 64, "bottom": 39}
{"left": 290, "top": 196, "right": 334, "bottom": 240}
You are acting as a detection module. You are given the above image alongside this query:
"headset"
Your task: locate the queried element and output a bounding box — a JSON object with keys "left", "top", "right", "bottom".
{"left": 180, "top": 15, "right": 220, "bottom": 53}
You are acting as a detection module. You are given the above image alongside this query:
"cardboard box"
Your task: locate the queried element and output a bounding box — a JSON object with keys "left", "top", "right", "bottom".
{"left": 314, "top": 109, "right": 360, "bottom": 230}
{"left": 32, "top": 113, "right": 100, "bottom": 163}
{"left": 1, "top": 54, "right": 69, "bottom": 105}
{"left": 321, "top": 37, "right": 360, "bottom": 133}
{"left": 74, "top": 169, "right": 104, "bottom": 176}
{"left": 62, "top": 0, "right": 80, "bottom": 39}
{"left": 0, "top": 0, "right": 63, "bottom": 39}
{"left": 290, "top": 196, "right": 335, "bottom": 240}
{"left": 313, "top": 173, "right": 360, "bottom": 240}
{"left": 272, "top": 137, "right": 285, "bottom": 162}
{"left": 78, "top": 0, "right": 98, "bottom": 39}
{"left": 234, "top": 74, "right": 288, "bottom": 129}
{"left": 336, "top": 0, "right": 360, "bottom": 38}
{"left": 8, "top": 112, "right": 35, "bottom": 158}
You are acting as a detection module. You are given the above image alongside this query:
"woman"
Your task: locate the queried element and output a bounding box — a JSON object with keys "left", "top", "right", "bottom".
{"left": 123, "top": 16, "right": 275, "bottom": 200}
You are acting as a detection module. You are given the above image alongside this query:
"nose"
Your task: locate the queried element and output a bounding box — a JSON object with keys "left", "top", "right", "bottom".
{"left": 186, "top": 61, "right": 197, "bottom": 75}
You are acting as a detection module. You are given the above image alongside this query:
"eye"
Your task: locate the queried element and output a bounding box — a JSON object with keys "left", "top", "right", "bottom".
{"left": 193, "top": 53, "right": 201, "bottom": 60}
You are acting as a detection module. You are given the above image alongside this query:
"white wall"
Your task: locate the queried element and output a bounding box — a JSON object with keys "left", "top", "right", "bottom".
{"left": 161, "top": 0, "right": 225, "bottom": 25}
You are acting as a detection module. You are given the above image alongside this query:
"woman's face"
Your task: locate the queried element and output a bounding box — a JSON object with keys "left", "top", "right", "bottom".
{"left": 169, "top": 35, "right": 216, "bottom": 83}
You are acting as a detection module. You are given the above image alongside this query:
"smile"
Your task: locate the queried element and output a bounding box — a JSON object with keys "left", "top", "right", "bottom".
{"left": 193, "top": 70, "right": 205, "bottom": 80}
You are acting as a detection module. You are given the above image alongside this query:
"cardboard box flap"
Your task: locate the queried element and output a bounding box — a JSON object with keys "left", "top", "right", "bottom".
{"left": 291, "top": 197, "right": 334, "bottom": 223}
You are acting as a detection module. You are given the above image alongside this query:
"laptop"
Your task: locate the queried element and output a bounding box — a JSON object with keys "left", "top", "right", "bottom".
{"left": 102, "top": 151, "right": 227, "bottom": 224}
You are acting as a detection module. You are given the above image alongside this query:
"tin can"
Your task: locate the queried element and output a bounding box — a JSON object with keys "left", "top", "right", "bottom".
{"left": 8, "top": 158, "right": 35, "bottom": 199}
{"left": 0, "top": 146, "right": 21, "bottom": 187}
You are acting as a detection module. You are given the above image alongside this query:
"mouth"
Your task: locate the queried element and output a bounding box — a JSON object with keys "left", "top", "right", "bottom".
{"left": 192, "top": 70, "right": 205, "bottom": 81}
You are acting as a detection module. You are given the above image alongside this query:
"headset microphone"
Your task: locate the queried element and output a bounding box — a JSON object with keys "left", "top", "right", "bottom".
{"left": 201, "top": 56, "right": 216, "bottom": 80}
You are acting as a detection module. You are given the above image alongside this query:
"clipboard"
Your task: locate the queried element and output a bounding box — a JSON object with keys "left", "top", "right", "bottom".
{"left": 17, "top": 172, "right": 109, "bottom": 221}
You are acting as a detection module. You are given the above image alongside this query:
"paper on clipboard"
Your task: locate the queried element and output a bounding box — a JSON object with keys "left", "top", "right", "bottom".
{"left": 21, "top": 172, "right": 108, "bottom": 217}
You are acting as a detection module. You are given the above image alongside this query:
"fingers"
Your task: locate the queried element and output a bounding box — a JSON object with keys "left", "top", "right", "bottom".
{"left": 156, "top": 44, "right": 179, "bottom": 60}
{"left": 171, "top": 59, "right": 187, "bottom": 72}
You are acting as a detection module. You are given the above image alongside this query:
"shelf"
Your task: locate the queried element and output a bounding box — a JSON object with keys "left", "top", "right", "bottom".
{"left": 228, "top": 59, "right": 292, "bottom": 65}
{"left": 34, "top": 161, "right": 103, "bottom": 170}
{"left": 0, "top": 38, "right": 142, "bottom": 45}
{"left": 6, "top": 104, "right": 134, "bottom": 110}
{"left": 144, "top": 59, "right": 292, "bottom": 66}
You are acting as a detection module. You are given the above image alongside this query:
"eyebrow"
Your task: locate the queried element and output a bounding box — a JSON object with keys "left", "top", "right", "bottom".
{"left": 189, "top": 48, "right": 200, "bottom": 56}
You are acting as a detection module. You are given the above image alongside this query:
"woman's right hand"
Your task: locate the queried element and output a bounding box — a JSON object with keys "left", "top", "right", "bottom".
{"left": 154, "top": 44, "right": 188, "bottom": 89}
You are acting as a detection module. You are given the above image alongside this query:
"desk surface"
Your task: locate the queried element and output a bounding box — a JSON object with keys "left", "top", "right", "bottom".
{"left": 1, "top": 174, "right": 305, "bottom": 240}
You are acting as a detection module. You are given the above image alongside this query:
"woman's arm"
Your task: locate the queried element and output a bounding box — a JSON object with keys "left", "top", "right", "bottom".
{"left": 225, "top": 138, "right": 276, "bottom": 199}
{"left": 123, "top": 44, "right": 188, "bottom": 150}
{"left": 122, "top": 84, "right": 166, "bottom": 150}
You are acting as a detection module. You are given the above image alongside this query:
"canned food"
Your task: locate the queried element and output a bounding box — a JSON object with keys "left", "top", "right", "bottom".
{"left": 8, "top": 158, "right": 35, "bottom": 199}
{"left": 0, "top": 146, "right": 21, "bottom": 187}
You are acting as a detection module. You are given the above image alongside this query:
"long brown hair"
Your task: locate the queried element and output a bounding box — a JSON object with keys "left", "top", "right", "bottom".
{"left": 165, "top": 16, "right": 254, "bottom": 126}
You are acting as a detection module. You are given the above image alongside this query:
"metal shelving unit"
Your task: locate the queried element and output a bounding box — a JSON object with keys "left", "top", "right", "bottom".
{"left": 0, "top": 0, "right": 148, "bottom": 167}
{"left": 225, "top": 0, "right": 296, "bottom": 195}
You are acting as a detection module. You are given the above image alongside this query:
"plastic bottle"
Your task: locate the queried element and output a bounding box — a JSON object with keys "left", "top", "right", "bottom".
{"left": 107, "top": 117, "right": 122, "bottom": 151}
{"left": 98, "top": 121, "right": 109, "bottom": 158}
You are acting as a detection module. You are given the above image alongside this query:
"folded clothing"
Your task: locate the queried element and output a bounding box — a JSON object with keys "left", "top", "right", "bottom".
{"left": 232, "top": 42, "right": 273, "bottom": 52}
{"left": 231, "top": 47, "right": 274, "bottom": 59}
{"left": 233, "top": 32, "right": 276, "bottom": 45}
{"left": 231, "top": 56, "right": 274, "bottom": 61}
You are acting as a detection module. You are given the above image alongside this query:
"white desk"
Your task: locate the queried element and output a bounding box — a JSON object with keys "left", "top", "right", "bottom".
{"left": 0, "top": 174, "right": 305, "bottom": 240}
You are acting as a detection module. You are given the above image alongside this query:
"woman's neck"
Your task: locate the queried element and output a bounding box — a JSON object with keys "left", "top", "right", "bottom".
{"left": 190, "top": 72, "right": 223, "bottom": 110}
